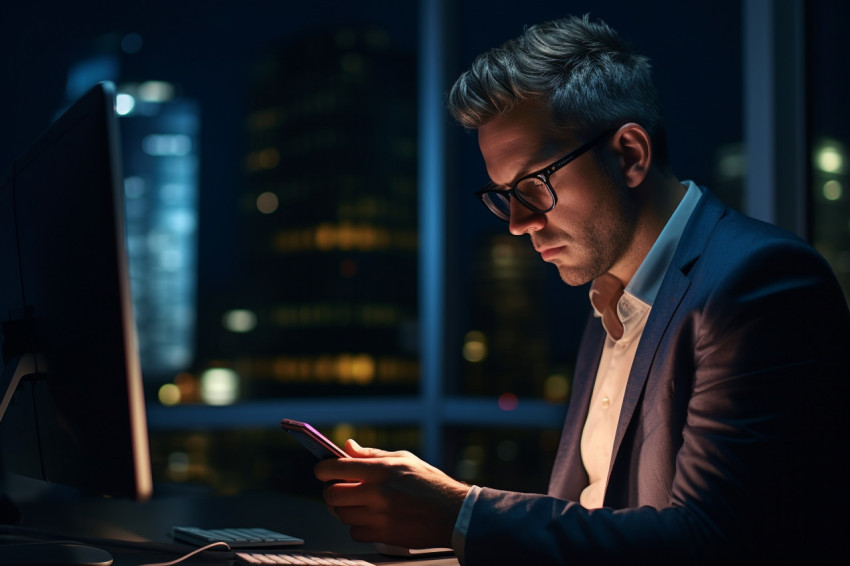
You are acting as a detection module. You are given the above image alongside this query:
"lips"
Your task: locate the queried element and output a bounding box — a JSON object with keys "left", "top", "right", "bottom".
{"left": 538, "top": 245, "right": 566, "bottom": 261}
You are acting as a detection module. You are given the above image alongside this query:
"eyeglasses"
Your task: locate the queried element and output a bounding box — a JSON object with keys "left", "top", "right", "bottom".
{"left": 475, "top": 128, "right": 618, "bottom": 222}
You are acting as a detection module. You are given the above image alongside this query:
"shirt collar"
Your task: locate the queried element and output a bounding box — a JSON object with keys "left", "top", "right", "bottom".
{"left": 589, "top": 181, "right": 702, "bottom": 338}
{"left": 625, "top": 180, "right": 702, "bottom": 306}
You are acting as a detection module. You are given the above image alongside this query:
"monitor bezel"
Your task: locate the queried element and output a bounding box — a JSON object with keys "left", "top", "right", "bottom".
{"left": 0, "top": 81, "right": 153, "bottom": 502}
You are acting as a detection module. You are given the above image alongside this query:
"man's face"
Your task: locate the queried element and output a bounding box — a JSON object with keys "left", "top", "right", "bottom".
{"left": 477, "top": 101, "right": 638, "bottom": 287}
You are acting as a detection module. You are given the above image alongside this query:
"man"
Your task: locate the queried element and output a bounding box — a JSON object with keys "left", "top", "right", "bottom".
{"left": 316, "top": 15, "right": 850, "bottom": 565}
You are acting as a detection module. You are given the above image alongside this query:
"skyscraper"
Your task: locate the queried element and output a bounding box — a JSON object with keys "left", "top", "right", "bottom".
{"left": 65, "top": 48, "right": 201, "bottom": 383}
{"left": 215, "top": 25, "right": 419, "bottom": 398}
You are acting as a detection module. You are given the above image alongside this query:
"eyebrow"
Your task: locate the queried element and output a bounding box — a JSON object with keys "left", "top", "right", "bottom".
{"left": 495, "top": 140, "right": 568, "bottom": 187}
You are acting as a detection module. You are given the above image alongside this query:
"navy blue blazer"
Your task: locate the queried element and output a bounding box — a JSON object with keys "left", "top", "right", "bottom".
{"left": 463, "top": 189, "right": 850, "bottom": 565}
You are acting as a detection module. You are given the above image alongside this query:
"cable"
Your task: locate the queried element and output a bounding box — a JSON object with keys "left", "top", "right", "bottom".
{"left": 137, "top": 541, "right": 230, "bottom": 566}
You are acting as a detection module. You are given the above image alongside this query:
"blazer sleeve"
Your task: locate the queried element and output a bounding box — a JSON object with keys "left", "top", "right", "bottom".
{"left": 460, "top": 228, "right": 850, "bottom": 566}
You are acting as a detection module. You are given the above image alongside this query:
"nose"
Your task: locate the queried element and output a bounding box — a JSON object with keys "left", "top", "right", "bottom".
{"left": 508, "top": 198, "right": 545, "bottom": 236}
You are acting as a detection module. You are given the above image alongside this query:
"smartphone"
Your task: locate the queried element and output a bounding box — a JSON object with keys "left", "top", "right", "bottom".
{"left": 280, "top": 418, "right": 347, "bottom": 460}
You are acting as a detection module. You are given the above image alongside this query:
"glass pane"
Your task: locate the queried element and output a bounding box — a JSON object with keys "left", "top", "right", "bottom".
{"left": 196, "top": 23, "right": 419, "bottom": 401}
{"left": 6, "top": 4, "right": 421, "bottom": 492}
{"left": 4, "top": 5, "right": 421, "bottom": 403}
{"left": 444, "top": 427, "right": 562, "bottom": 493}
{"left": 810, "top": 1, "right": 850, "bottom": 303}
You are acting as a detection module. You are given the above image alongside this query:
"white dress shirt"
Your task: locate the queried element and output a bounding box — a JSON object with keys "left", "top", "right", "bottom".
{"left": 581, "top": 180, "right": 701, "bottom": 507}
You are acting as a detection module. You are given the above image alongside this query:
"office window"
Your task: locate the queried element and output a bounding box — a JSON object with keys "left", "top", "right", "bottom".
{"left": 144, "top": 1, "right": 744, "bottom": 494}
{"left": 4, "top": 2, "right": 754, "bottom": 495}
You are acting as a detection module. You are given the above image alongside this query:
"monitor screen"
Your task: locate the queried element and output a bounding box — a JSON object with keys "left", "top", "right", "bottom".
{"left": 0, "top": 82, "right": 152, "bottom": 502}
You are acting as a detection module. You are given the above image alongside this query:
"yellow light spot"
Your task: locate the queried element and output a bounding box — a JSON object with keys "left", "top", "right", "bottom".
{"left": 158, "top": 383, "right": 181, "bottom": 406}
{"left": 544, "top": 374, "right": 570, "bottom": 402}
{"left": 823, "top": 180, "right": 843, "bottom": 201}
{"left": 256, "top": 192, "right": 279, "bottom": 214}
{"left": 315, "top": 223, "right": 336, "bottom": 250}
{"left": 331, "top": 423, "right": 356, "bottom": 448}
{"left": 337, "top": 223, "right": 355, "bottom": 249}
{"left": 223, "top": 309, "right": 258, "bottom": 332}
{"left": 200, "top": 368, "right": 240, "bottom": 405}
{"left": 138, "top": 81, "right": 175, "bottom": 102}
{"left": 258, "top": 147, "right": 280, "bottom": 169}
{"left": 350, "top": 354, "right": 376, "bottom": 385}
{"left": 817, "top": 146, "right": 844, "bottom": 174}
{"left": 463, "top": 331, "right": 488, "bottom": 363}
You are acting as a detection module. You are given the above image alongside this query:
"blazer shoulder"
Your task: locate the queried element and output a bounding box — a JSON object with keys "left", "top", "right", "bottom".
{"left": 682, "top": 189, "right": 831, "bottom": 277}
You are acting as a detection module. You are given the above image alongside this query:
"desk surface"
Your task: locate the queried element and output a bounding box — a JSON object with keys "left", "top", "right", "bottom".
{"left": 3, "top": 481, "right": 459, "bottom": 566}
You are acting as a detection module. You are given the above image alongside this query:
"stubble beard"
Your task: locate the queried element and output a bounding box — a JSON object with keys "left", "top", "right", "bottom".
{"left": 549, "top": 193, "right": 638, "bottom": 287}
{"left": 553, "top": 230, "right": 627, "bottom": 286}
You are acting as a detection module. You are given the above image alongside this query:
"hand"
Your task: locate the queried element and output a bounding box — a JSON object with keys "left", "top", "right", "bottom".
{"left": 315, "top": 439, "right": 470, "bottom": 549}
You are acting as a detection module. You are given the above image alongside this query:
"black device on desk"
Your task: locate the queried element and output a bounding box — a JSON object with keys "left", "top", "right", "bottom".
{"left": 0, "top": 82, "right": 152, "bottom": 565}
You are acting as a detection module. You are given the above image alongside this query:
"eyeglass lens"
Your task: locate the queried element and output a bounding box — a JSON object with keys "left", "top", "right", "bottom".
{"left": 515, "top": 177, "right": 554, "bottom": 210}
{"left": 482, "top": 176, "right": 554, "bottom": 220}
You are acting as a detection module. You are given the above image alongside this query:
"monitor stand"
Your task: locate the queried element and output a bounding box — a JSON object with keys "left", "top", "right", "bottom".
{"left": 2, "top": 353, "right": 111, "bottom": 564}
{"left": 0, "top": 353, "right": 46, "bottom": 423}
{"left": 0, "top": 351, "right": 30, "bottom": 525}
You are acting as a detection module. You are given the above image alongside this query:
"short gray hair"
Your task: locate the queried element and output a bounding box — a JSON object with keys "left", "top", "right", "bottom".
{"left": 447, "top": 14, "right": 668, "bottom": 167}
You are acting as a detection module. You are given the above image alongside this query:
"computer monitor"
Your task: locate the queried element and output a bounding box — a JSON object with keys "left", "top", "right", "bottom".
{"left": 0, "top": 82, "right": 153, "bottom": 505}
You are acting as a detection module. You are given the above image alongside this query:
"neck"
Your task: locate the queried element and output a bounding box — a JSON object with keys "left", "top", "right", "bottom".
{"left": 608, "top": 172, "right": 686, "bottom": 287}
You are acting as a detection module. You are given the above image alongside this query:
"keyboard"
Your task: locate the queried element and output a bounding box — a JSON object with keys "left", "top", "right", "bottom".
{"left": 171, "top": 526, "right": 304, "bottom": 548}
{"left": 236, "top": 551, "right": 375, "bottom": 565}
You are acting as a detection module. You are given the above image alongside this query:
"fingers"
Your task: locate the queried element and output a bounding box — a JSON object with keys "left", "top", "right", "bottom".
{"left": 344, "top": 438, "right": 403, "bottom": 458}
{"left": 315, "top": 458, "right": 374, "bottom": 483}
{"left": 323, "top": 484, "right": 393, "bottom": 543}
{"left": 317, "top": 453, "right": 466, "bottom": 550}
{"left": 315, "top": 446, "right": 415, "bottom": 483}
{"left": 323, "top": 480, "right": 382, "bottom": 509}
{"left": 344, "top": 438, "right": 367, "bottom": 455}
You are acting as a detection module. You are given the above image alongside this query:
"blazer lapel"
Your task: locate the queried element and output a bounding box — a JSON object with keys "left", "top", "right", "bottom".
{"left": 606, "top": 190, "right": 726, "bottom": 481}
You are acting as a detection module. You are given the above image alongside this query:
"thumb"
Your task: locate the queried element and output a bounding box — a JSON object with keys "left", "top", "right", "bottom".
{"left": 344, "top": 438, "right": 388, "bottom": 458}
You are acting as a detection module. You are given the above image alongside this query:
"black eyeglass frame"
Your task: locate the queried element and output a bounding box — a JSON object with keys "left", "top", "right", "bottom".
{"left": 475, "top": 127, "right": 619, "bottom": 221}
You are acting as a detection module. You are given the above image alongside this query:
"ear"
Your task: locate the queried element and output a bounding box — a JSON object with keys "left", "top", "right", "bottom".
{"left": 612, "top": 123, "right": 652, "bottom": 188}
